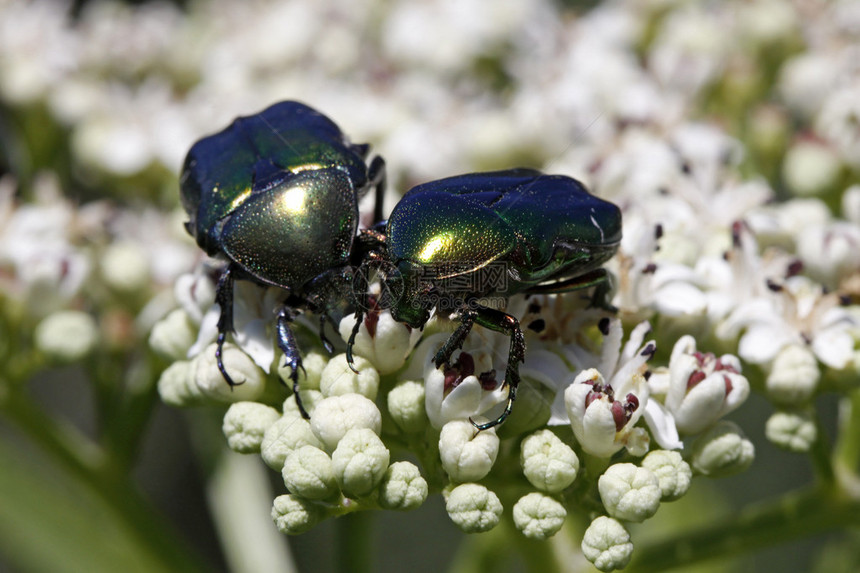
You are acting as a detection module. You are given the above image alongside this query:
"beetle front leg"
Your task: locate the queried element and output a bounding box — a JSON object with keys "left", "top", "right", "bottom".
{"left": 215, "top": 263, "right": 243, "bottom": 387}
{"left": 276, "top": 306, "right": 309, "bottom": 419}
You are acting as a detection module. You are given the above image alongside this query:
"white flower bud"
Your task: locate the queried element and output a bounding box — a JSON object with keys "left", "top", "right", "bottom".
{"left": 310, "top": 394, "right": 382, "bottom": 451}
{"left": 445, "top": 483, "right": 503, "bottom": 533}
{"left": 339, "top": 311, "right": 418, "bottom": 374}
{"left": 271, "top": 494, "right": 325, "bottom": 535}
{"left": 191, "top": 342, "right": 265, "bottom": 402}
{"left": 387, "top": 380, "right": 427, "bottom": 433}
{"left": 100, "top": 241, "right": 150, "bottom": 293}
{"left": 331, "top": 428, "right": 390, "bottom": 497}
{"left": 765, "top": 409, "right": 817, "bottom": 452}
{"left": 581, "top": 516, "right": 633, "bottom": 572}
{"left": 782, "top": 139, "right": 842, "bottom": 197}
{"left": 157, "top": 360, "right": 197, "bottom": 407}
{"left": 282, "top": 389, "right": 324, "bottom": 419}
{"left": 282, "top": 445, "right": 339, "bottom": 500}
{"left": 439, "top": 420, "right": 499, "bottom": 482}
{"left": 260, "top": 414, "right": 325, "bottom": 471}
{"left": 278, "top": 351, "right": 327, "bottom": 391}
{"left": 598, "top": 463, "right": 661, "bottom": 523}
{"left": 378, "top": 461, "right": 428, "bottom": 511}
{"left": 174, "top": 272, "right": 216, "bottom": 324}
{"left": 641, "top": 450, "right": 692, "bottom": 501}
{"left": 34, "top": 310, "right": 99, "bottom": 362}
{"left": 320, "top": 354, "right": 379, "bottom": 400}
{"left": 222, "top": 402, "right": 281, "bottom": 454}
{"left": 512, "top": 493, "right": 566, "bottom": 540}
{"left": 766, "top": 344, "right": 819, "bottom": 404}
{"left": 691, "top": 421, "right": 755, "bottom": 477}
{"left": 520, "top": 430, "right": 579, "bottom": 493}
{"left": 149, "top": 309, "right": 197, "bottom": 361}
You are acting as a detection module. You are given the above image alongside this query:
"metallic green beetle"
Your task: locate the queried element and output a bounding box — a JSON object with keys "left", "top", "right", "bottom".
{"left": 350, "top": 168, "right": 621, "bottom": 430}
{"left": 181, "top": 101, "right": 385, "bottom": 416}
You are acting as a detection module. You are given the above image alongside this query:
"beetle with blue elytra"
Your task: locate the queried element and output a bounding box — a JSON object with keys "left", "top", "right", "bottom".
{"left": 180, "top": 101, "right": 385, "bottom": 417}
{"left": 348, "top": 168, "right": 622, "bottom": 430}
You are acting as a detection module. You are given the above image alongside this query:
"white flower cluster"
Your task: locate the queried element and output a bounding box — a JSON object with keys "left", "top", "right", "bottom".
{"left": 4, "top": 0, "right": 858, "bottom": 570}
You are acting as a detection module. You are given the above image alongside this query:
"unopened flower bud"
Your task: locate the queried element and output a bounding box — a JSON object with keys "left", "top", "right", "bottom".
{"left": 766, "top": 344, "right": 819, "bottom": 404}
{"left": 282, "top": 389, "right": 324, "bottom": 419}
{"left": 598, "top": 463, "right": 661, "bottom": 523}
{"left": 282, "top": 445, "right": 338, "bottom": 500}
{"left": 387, "top": 380, "right": 427, "bottom": 433}
{"left": 691, "top": 421, "right": 755, "bottom": 477}
{"left": 35, "top": 310, "right": 99, "bottom": 362}
{"left": 445, "top": 483, "right": 502, "bottom": 533}
{"left": 320, "top": 354, "right": 379, "bottom": 400}
{"left": 641, "top": 450, "right": 692, "bottom": 501}
{"left": 278, "top": 351, "right": 327, "bottom": 391}
{"left": 191, "top": 342, "right": 265, "bottom": 402}
{"left": 765, "top": 409, "right": 817, "bottom": 452}
{"left": 260, "top": 414, "right": 325, "bottom": 471}
{"left": 101, "top": 241, "right": 150, "bottom": 293}
{"left": 222, "top": 402, "right": 281, "bottom": 453}
{"left": 439, "top": 419, "right": 499, "bottom": 482}
{"left": 782, "top": 139, "right": 842, "bottom": 197}
{"left": 581, "top": 516, "right": 633, "bottom": 572}
{"left": 310, "top": 394, "right": 382, "bottom": 451}
{"left": 149, "top": 309, "right": 196, "bottom": 361}
{"left": 339, "top": 310, "right": 418, "bottom": 374}
{"left": 331, "top": 428, "right": 390, "bottom": 497}
{"left": 378, "top": 461, "right": 428, "bottom": 510}
{"left": 512, "top": 493, "right": 566, "bottom": 540}
{"left": 157, "top": 360, "right": 197, "bottom": 407}
{"left": 520, "top": 429, "right": 579, "bottom": 493}
{"left": 271, "top": 494, "right": 325, "bottom": 535}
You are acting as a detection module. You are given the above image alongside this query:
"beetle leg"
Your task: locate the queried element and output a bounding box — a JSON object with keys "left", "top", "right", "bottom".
{"left": 367, "top": 155, "right": 387, "bottom": 224}
{"left": 215, "top": 263, "right": 243, "bottom": 387}
{"left": 277, "top": 306, "right": 310, "bottom": 419}
{"left": 318, "top": 314, "right": 335, "bottom": 354}
{"left": 433, "top": 308, "right": 476, "bottom": 369}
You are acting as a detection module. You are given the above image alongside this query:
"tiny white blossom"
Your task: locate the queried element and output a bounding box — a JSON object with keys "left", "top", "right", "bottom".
{"left": 338, "top": 309, "right": 420, "bottom": 375}
{"left": 156, "top": 360, "right": 196, "bottom": 407}
{"left": 190, "top": 342, "right": 265, "bottom": 403}
{"left": 640, "top": 450, "right": 692, "bottom": 501}
{"left": 648, "top": 335, "right": 749, "bottom": 435}
{"left": 260, "top": 414, "right": 324, "bottom": 471}
{"left": 278, "top": 351, "right": 327, "bottom": 392}
{"left": 386, "top": 380, "right": 428, "bottom": 434}
{"left": 416, "top": 332, "right": 508, "bottom": 429}
{"left": 519, "top": 429, "right": 579, "bottom": 493}
{"left": 598, "top": 463, "right": 661, "bottom": 523}
{"left": 378, "top": 461, "right": 428, "bottom": 511}
{"left": 781, "top": 139, "right": 842, "bottom": 197}
{"left": 581, "top": 516, "right": 633, "bottom": 572}
{"left": 271, "top": 494, "right": 325, "bottom": 535}
{"left": 282, "top": 390, "right": 324, "bottom": 420}
{"left": 512, "top": 493, "right": 566, "bottom": 540}
{"left": 222, "top": 402, "right": 281, "bottom": 454}
{"left": 99, "top": 240, "right": 151, "bottom": 293}
{"left": 149, "top": 308, "right": 197, "bottom": 361}
{"left": 34, "top": 310, "right": 99, "bottom": 362}
{"left": 563, "top": 320, "right": 664, "bottom": 458}
{"left": 310, "top": 394, "right": 382, "bottom": 452}
{"left": 445, "top": 483, "right": 503, "bottom": 533}
{"left": 282, "top": 445, "right": 338, "bottom": 501}
{"left": 331, "top": 428, "right": 390, "bottom": 498}
{"left": 690, "top": 421, "right": 755, "bottom": 477}
{"left": 319, "top": 354, "right": 380, "bottom": 400}
{"left": 765, "top": 409, "right": 817, "bottom": 452}
{"left": 765, "top": 344, "right": 820, "bottom": 404}
{"left": 439, "top": 419, "right": 500, "bottom": 483}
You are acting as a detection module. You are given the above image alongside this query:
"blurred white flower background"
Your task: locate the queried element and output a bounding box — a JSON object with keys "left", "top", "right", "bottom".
{"left": 1, "top": 0, "right": 859, "bottom": 572}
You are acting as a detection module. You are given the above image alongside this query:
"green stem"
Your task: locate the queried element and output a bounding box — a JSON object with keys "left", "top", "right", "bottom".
{"left": 627, "top": 486, "right": 860, "bottom": 572}
{"left": 834, "top": 389, "right": 860, "bottom": 479}
{"left": 336, "top": 510, "right": 374, "bottom": 573}
{"left": 0, "top": 390, "right": 207, "bottom": 572}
